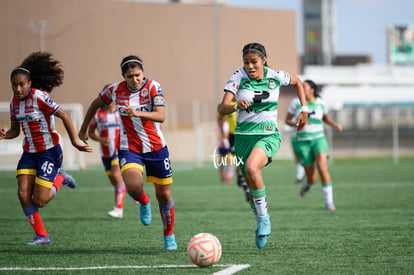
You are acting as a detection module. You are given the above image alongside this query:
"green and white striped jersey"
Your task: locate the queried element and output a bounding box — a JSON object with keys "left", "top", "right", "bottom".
{"left": 287, "top": 97, "right": 329, "bottom": 141}
{"left": 224, "top": 66, "right": 290, "bottom": 135}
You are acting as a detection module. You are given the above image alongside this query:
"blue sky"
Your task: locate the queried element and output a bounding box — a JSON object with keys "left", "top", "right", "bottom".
{"left": 227, "top": 0, "right": 414, "bottom": 65}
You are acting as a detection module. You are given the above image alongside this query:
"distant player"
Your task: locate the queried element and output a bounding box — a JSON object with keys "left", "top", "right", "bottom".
{"left": 89, "top": 89, "right": 126, "bottom": 219}
{"left": 217, "top": 113, "right": 233, "bottom": 184}
{"left": 224, "top": 99, "right": 250, "bottom": 201}
{"left": 285, "top": 79, "right": 342, "bottom": 211}
{"left": 78, "top": 55, "right": 177, "bottom": 250}
{"left": 283, "top": 119, "right": 305, "bottom": 183}
{"left": 0, "top": 52, "right": 92, "bottom": 245}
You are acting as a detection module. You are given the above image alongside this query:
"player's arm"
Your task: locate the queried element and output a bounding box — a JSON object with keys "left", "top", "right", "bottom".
{"left": 285, "top": 112, "right": 297, "bottom": 127}
{"left": 0, "top": 121, "right": 20, "bottom": 140}
{"left": 88, "top": 127, "right": 110, "bottom": 145}
{"left": 55, "top": 108, "right": 92, "bottom": 152}
{"left": 289, "top": 73, "right": 308, "bottom": 131}
{"left": 79, "top": 97, "right": 105, "bottom": 142}
{"left": 323, "top": 114, "right": 343, "bottom": 132}
{"left": 218, "top": 91, "right": 239, "bottom": 115}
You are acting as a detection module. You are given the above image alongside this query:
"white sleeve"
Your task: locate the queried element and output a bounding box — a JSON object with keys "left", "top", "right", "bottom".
{"left": 223, "top": 68, "right": 243, "bottom": 94}
{"left": 287, "top": 98, "right": 300, "bottom": 115}
{"left": 273, "top": 70, "right": 291, "bottom": 86}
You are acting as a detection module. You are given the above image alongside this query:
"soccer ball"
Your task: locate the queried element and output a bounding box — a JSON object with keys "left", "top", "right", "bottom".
{"left": 187, "top": 233, "right": 222, "bottom": 267}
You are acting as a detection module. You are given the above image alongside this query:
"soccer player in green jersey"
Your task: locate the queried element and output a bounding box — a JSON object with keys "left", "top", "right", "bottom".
{"left": 285, "top": 79, "right": 342, "bottom": 211}
{"left": 218, "top": 42, "right": 308, "bottom": 249}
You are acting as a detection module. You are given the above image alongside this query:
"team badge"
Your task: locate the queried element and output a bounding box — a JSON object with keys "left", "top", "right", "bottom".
{"left": 268, "top": 79, "right": 276, "bottom": 89}
{"left": 140, "top": 88, "right": 150, "bottom": 104}
{"left": 26, "top": 99, "right": 33, "bottom": 107}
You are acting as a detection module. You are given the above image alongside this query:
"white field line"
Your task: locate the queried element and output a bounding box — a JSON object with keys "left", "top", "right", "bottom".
{"left": 212, "top": 264, "right": 251, "bottom": 275}
{"left": 0, "top": 264, "right": 250, "bottom": 274}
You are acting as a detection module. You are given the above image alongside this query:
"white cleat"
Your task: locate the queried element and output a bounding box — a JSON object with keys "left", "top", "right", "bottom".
{"left": 108, "top": 207, "right": 123, "bottom": 218}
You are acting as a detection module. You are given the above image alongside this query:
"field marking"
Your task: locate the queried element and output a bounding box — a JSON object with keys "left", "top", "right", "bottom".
{"left": 0, "top": 264, "right": 250, "bottom": 274}
{"left": 212, "top": 264, "right": 251, "bottom": 275}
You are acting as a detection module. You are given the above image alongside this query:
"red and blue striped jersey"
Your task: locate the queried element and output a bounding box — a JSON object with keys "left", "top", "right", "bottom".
{"left": 9, "top": 88, "right": 60, "bottom": 153}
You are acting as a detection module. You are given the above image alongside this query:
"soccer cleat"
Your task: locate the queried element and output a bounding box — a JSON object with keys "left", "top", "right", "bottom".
{"left": 326, "top": 203, "right": 336, "bottom": 211}
{"left": 108, "top": 207, "right": 123, "bottom": 218}
{"left": 255, "top": 214, "right": 271, "bottom": 249}
{"left": 300, "top": 184, "right": 311, "bottom": 197}
{"left": 296, "top": 176, "right": 305, "bottom": 184}
{"left": 59, "top": 169, "right": 77, "bottom": 189}
{"left": 244, "top": 187, "right": 251, "bottom": 202}
{"left": 26, "top": 235, "right": 52, "bottom": 246}
{"left": 140, "top": 201, "right": 152, "bottom": 226}
{"left": 164, "top": 234, "right": 178, "bottom": 251}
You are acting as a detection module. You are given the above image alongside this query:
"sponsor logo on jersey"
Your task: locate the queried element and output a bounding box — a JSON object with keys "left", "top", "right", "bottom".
{"left": 153, "top": 95, "right": 165, "bottom": 106}
{"left": 120, "top": 158, "right": 127, "bottom": 167}
{"left": 44, "top": 97, "right": 54, "bottom": 106}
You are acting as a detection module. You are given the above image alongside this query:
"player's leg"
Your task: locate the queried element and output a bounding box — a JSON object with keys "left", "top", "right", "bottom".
{"left": 244, "top": 146, "right": 271, "bottom": 249}
{"left": 145, "top": 146, "right": 176, "bottom": 250}
{"left": 314, "top": 137, "right": 335, "bottom": 210}
{"left": 240, "top": 133, "right": 280, "bottom": 249}
{"left": 154, "top": 183, "right": 176, "bottom": 250}
{"left": 17, "top": 172, "right": 51, "bottom": 245}
{"left": 105, "top": 156, "right": 126, "bottom": 218}
{"left": 296, "top": 141, "right": 317, "bottom": 197}
{"left": 119, "top": 150, "right": 151, "bottom": 225}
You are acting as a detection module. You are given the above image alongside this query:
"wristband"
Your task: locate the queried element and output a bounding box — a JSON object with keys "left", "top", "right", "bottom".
{"left": 234, "top": 104, "right": 238, "bottom": 111}
{"left": 301, "top": 106, "right": 308, "bottom": 113}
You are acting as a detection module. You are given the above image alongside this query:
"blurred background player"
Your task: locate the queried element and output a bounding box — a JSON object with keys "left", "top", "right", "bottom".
{"left": 285, "top": 79, "right": 342, "bottom": 211}
{"left": 88, "top": 87, "right": 126, "bottom": 219}
{"left": 0, "top": 52, "right": 92, "bottom": 245}
{"left": 79, "top": 55, "right": 177, "bottom": 250}
{"left": 225, "top": 98, "right": 250, "bottom": 201}
{"left": 217, "top": 113, "right": 233, "bottom": 184}
{"left": 283, "top": 119, "right": 305, "bottom": 183}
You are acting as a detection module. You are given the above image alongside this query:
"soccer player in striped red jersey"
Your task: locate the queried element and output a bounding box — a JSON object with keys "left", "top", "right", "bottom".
{"left": 0, "top": 52, "right": 92, "bottom": 245}
{"left": 89, "top": 91, "right": 126, "bottom": 219}
{"left": 79, "top": 55, "right": 177, "bottom": 250}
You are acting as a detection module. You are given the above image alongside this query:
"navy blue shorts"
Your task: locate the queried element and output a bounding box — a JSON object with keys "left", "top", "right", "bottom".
{"left": 16, "top": 145, "right": 63, "bottom": 189}
{"left": 101, "top": 151, "right": 119, "bottom": 172}
{"left": 118, "top": 146, "right": 173, "bottom": 185}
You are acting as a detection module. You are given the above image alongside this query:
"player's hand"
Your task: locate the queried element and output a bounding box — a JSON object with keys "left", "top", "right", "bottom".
{"left": 73, "top": 141, "right": 93, "bottom": 152}
{"left": 101, "top": 137, "right": 111, "bottom": 146}
{"left": 0, "top": 128, "right": 6, "bottom": 139}
{"left": 296, "top": 112, "right": 308, "bottom": 131}
{"left": 78, "top": 130, "right": 89, "bottom": 144}
{"left": 237, "top": 100, "right": 251, "bottom": 110}
{"left": 121, "top": 105, "right": 137, "bottom": 117}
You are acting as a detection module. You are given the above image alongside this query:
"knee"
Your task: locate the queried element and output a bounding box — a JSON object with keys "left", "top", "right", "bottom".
{"left": 244, "top": 163, "right": 260, "bottom": 181}
{"left": 32, "top": 197, "right": 48, "bottom": 208}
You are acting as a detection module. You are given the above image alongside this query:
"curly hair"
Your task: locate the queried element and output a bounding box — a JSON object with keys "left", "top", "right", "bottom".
{"left": 13, "top": 51, "right": 64, "bottom": 93}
